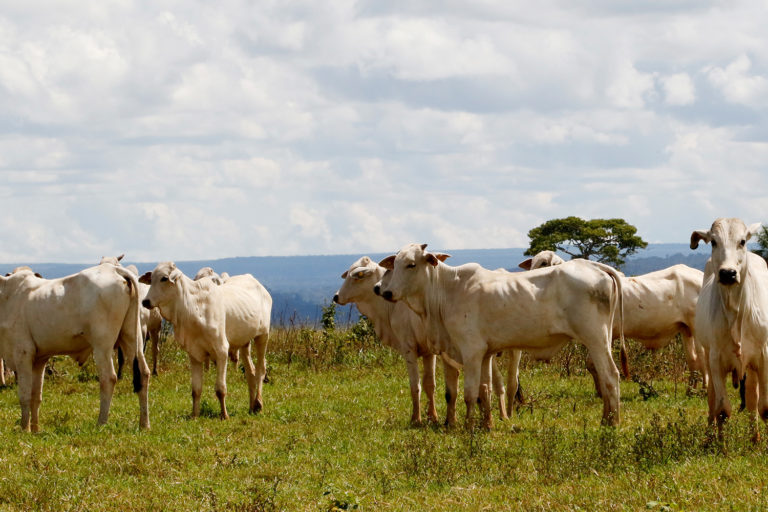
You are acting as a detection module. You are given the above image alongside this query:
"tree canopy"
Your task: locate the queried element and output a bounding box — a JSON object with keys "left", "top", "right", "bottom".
{"left": 753, "top": 225, "right": 768, "bottom": 261}
{"left": 525, "top": 216, "right": 648, "bottom": 268}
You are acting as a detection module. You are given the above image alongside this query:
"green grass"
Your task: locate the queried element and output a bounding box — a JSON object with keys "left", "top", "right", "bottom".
{"left": 0, "top": 325, "right": 766, "bottom": 511}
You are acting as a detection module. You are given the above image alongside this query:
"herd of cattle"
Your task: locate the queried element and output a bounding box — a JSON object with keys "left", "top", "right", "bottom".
{"left": 0, "top": 217, "right": 765, "bottom": 440}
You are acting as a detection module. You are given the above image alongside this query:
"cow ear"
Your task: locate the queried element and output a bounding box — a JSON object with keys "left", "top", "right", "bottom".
{"left": 34, "top": 273, "right": 43, "bottom": 279}
{"left": 690, "top": 230, "right": 711, "bottom": 249}
{"left": 519, "top": 258, "right": 533, "bottom": 270}
{"left": 341, "top": 270, "right": 349, "bottom": 279}
{"left": 169, "top": 268, "right": 183, "bottom": 283}
{"left": 379, "top": 255, "right": 396, "bottom": 270}
{"left": 425, "top": 253, "right": 448, "bottom": 266}
{"left": 139, "top": 272, "right": 152, "bottom": 284}
{"left": 117, "top": 254, "right": 125, "bottom": 262}
{"left": 747, "top": 223, "right": 762, "bottom": 240}
{"left": 420, "top": 243, "right": 428, "bottom": 251}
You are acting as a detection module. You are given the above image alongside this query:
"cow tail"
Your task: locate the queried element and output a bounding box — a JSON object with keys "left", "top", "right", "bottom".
{"left": 590, "top": 261, "right": 629, "bottom": 379}
{"left": 114, "top": 266, "right": 149, "bottom": 393}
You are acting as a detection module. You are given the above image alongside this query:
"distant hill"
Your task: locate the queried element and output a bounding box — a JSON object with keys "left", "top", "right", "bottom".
{"left": 0, "top": 244, "right": 717, "bottom": 326}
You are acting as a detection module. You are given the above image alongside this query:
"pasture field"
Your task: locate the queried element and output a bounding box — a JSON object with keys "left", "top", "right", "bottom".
{"left": 0, "top": 320, "right": 766, "bottom": 511}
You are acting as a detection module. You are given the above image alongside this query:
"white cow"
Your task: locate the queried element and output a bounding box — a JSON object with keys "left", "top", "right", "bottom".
{"left": 0, "top": 265, "right": 150, "bottom": 431}
{"left": 378, "top": 243, "right": 624, "bottom": 429}
{"left": 0, "top": 266, "right": 43, "bottom": 387}
{"left": 333, "top": 256, "right": 508, "bottom": 426}
{"left": 100, "top": 256, "right": 164, "bottom": 376}
{"left": 140, "top": 262, "right": 271, "bottom": 418}
{"left": 512, "top": 252, "right": 708, "bottom": 407}
{"left": 194, "top": 267, "right": 225, "bottom": 285}
{"left": 691, "top": 218, "right": 768, "bottom": 438}
{"left": 518, "top": 250, "right": 565, "bottom": 270}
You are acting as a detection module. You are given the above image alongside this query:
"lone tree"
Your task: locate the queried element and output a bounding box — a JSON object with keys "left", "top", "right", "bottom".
{"left": 753, "top": 225, "right": 768, "bottom": 261}
{"left": 525, "top": 216, "right": 648, "bottom": 268}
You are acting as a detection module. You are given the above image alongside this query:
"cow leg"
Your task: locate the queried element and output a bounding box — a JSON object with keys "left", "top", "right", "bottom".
{"left": 0, "top": 358, "right": 5, "bottom": 387}
{"left": 403, "top": 351, "right": 422, "bottom": 424}
{"left": 422, "top": 354, "right": 438, "bottom": 423}
{"left": 190, "top": 356, "right": 203, "bottom": 417}
{"left": 506, "top": 350, "right": 522, "bottom": 417}
{"left": 585, "top": 354, "right": 602, "bottom": 398}
{"left": 252, "top": 333, "right": 268, "bottom": 413}
{"left": 118, "top": 325, "right": 151, "bottom": 430}
{"left": 744, "top": 369, "right": 760, "bottom": 443}
{"left": 15, "top": 356, "right": 34, "bottom": 432}
{"left": 149, "top": 329, "right": 160, "bottom": 376}
{"left": 213, "top": 350, "right": 229, "bottom": 420}
{"left": 681, "top": 333, "right": 703, "bottom": 389}
{"left": 93, "top": 348, "right": 117, "bottom": 426}
{"left": 239, "top": 344, "right": 259, "bottom": 414}
{"left": 708, "top": 355, "right": 731, "bottom": 438}
{"left": 479, "top": 354, "right": 493, "bottom": 430}
{"left": 443, "top": 361, "right": 459, "bottom": 428}
{"left": 585, "top": 343, "right": 620, "bottom": 426}
{"left": 491, "top": 355, "right": 508, "bottom": 421}
{"left": 462, "top": 351, "right": 485, "bottom": 430}
{"left": 29, "top": 359, "right": 47, "bottom": 433}
{"left": 757, "top": 364, "right": 768, "bottom": 439}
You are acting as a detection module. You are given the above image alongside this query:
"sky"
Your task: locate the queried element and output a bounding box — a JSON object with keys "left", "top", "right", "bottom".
{"left": 1, "top": 0, "right": 767, "bottom": 263}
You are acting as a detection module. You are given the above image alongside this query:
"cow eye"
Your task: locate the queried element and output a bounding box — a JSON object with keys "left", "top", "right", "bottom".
{"left": 161, "top": 276, "right": 169, "bottom": 282}
{"left": 406, "top": 263, "right": 416, "bottom": 269}
{"left": 355, "top": 271, "right": 366, "bottom": 279}
{"left": 540, "top": 263, "right": 548, "bottom": 267}
{"left": 740, "top": 239, "right": 746, "bottom": 247}
{"left": 711, "top": 240, "right": 718, "bottom": 248}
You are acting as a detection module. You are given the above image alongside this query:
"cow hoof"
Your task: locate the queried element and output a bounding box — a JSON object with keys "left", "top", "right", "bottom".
{"left": 251, "top": 400, "right": 263, "bottom": 414}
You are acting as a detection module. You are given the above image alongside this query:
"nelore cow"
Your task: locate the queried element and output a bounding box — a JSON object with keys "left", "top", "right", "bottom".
{"left": 100, "top": 255, "right": 164, "bottom": 376}
{"left": 513, "top": 251, "right": 707, "bottom": 404}
{"left": 691, "top": 218, "right": 768, "bottom": 439}
{"left": 140, "top": 262, "right": 271, "bottom": 419}
{"left": 0, "top": 265, "right": 150, "bottom": 431}
{"left": 518, "top": 250, "right": 565, "bottom": 271}
{"left": 333, "top": 256, "right": 508, "bottom": 426}
{"left": 377, "top": 243, "right": 624, "bottom": 429}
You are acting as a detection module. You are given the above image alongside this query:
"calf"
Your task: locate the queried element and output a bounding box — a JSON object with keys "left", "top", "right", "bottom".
{"left": 140, "top": 262, "right": 271, "bottom": 418}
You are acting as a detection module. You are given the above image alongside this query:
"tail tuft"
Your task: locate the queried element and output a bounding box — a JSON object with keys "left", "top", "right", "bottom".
{"left": 620, "top": 344, "right": 630, "bottom": 380}
{"left": 133, "top": 357, "right": 142, "bottom": 393}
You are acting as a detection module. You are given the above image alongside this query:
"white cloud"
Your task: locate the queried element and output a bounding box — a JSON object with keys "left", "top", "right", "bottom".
{"left": 706, "top": 55, "right": 768, "bottom": 107}
{"left": 661, "top": 73, "right": 696, "bottom": 106}
{"left": 0, "top": 1, "right": 767, "bottom": 263}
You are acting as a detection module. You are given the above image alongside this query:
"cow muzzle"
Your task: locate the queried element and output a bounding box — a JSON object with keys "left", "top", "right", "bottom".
{"left": 141, "top": 298, "right": 153, "bottom": 309}
{"left": 718, "top": 268, "right": 738, "bottom": 285}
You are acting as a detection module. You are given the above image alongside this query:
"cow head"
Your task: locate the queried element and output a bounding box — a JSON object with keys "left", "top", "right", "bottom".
{"left": 690, "top": 218, "right": 761, "bottom": 286}
{"left": 333, "top": 256, "right": 384, "bottom": 305}
{"left": 99, "top": 254, "right": 125, "bottom": 266}
{"left": 140, "top": 261, "right": 184, "bottom": 310}
{"left": 193, "top": 266, "right": 223, "bottom": 285}
{"left": 375, "top": 243, "right": 450, "bottom": 314}
{"left": 519, "top": 250, "right": 565, "bottom": 270}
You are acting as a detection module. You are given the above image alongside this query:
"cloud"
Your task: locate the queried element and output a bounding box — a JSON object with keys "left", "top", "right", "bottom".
{"left": 0, "top": 1, "right": 767, "bottom": 263}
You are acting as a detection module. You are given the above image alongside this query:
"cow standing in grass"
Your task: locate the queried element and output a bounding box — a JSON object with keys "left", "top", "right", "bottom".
{"left": 377, "top": 244, "right": 624, "bottom": 430}
{"left": 691, "top": 218, "right": 768, "bottom": 440}
{"left": 140, "top": 262, "right": 271, "bottom": 418}
{"left": 0, "top": 265, "right": 150, "bottom": 432}
{"left": 512, "top": 251, "right": 707, "bottom": 408}
{"left": 333, "top": 256, "right": 508, "bottom": 426}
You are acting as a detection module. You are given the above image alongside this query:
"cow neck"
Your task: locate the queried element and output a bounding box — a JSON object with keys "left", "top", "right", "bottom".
{"left": 422, "top": 261, "right": 457, "bottom": 351}
{"left": 717, "top": 255, "right": 762, "bottom": 373}
{"left": 163, "top": 275, "right": 207, "bottom": 333}
{"left": 355, "top": 295, "right": 396, "bottom": 346}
